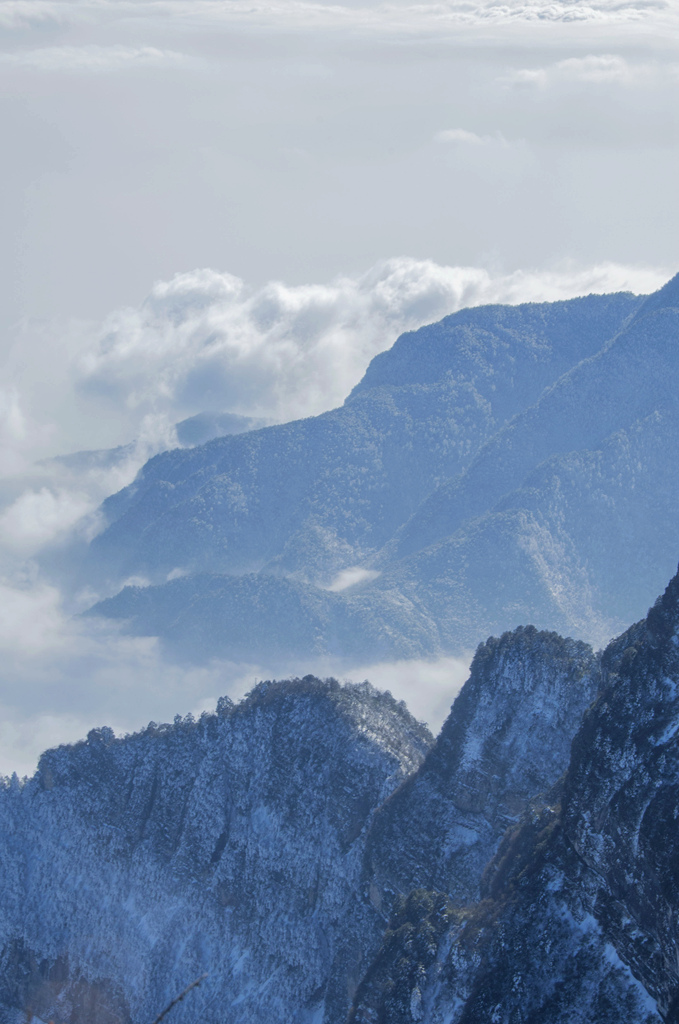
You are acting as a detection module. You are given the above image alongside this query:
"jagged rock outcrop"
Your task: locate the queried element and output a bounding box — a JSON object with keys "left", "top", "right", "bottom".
{"left": 351, "top": 570, "right": 679, "bottom": 1024}
{"left": 0, "top": 618, "right": 615, "bottom": 1024}
{"left": 363, "top": 627, "right": 600, "bottom": 908}
{"left": 8, "top": 563, "right": 679, "bottom": 1023}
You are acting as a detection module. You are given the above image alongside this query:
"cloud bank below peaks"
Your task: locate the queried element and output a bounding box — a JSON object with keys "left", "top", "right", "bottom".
{"left": 0, "top": 256, "right": 670, "bottom": 778}
{"left": 78, "top": 257, "right": 669, "bottom": 431}
{"left": 0, "top": 257, "right": 669, "bottom": 563}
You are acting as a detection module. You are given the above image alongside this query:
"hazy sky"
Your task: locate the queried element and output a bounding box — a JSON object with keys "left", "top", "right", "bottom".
{"left": 2, "top": 0, "right": 678, "bottom": 332}
{"left": 2, "top": 0, "right": 678, "bottom": 456}
{"left": 0, "top": 0, "right": 678, "bottom": 774}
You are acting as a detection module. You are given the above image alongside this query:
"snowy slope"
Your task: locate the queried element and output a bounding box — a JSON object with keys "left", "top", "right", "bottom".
{"left": 81, "top": 288, "right": 656, "bottom": 663}
{"left": 0, "top": 679, "right": 431, "bottom": 1024}
{"left": 6, "top": 569, "right": 679, "bottom": 1023}
{"left": 351, "top": 568, "right": 679, "bottom": 1024}
{"left": 0, "top": 614, "right": 614, "bottom": 1024}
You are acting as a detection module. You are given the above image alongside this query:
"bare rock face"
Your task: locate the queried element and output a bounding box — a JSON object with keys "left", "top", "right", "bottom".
{"left": 352, "top": 571, "right": 679, "bottom": 1024}
{"left": 363, "top": 626, "right": 600, "bottom": 907}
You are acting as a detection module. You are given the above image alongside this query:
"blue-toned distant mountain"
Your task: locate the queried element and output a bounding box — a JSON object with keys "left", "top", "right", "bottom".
{"left": 80, "top": 278, "right": 679, "bottom": 663}
{"left": 174, "top": 410, "right": 268, "bottom": 446}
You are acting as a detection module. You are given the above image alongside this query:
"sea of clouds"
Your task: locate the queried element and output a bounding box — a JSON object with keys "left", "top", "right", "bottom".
{"left": 2, "top": 0, "right": 677, "bottom": 780}
{"left": 0, "top": 257, "right": 670, "bottom": 776}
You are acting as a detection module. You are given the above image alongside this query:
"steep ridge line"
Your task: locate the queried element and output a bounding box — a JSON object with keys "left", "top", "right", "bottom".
{"left": 78, "top": 286, "right": 664, "bottom": 664}
{"left": 0, "top": 603, "right": 636, "bottom": 1024}
{"left": 351, "top": 565, "right": 679, "bottom": 1024}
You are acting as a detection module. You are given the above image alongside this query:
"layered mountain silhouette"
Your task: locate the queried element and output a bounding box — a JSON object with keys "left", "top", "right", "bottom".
{"left": 78, "top": 275, "right": 679, "bottom": 664}
{"left": 4, "top": 565, "right": 679, "bottom": 1022}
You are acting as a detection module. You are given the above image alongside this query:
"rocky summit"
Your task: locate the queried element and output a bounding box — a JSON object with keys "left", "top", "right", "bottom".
{"left": 351, "top": 570, "right": 679, "bottom": 1024}
{"left": 5, "top": 565, "right": 679, "bottom": 1022}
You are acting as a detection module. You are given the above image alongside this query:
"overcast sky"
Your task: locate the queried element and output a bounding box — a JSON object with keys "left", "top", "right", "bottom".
{"left": 2, "top": 0, "right": 678, "bottom": 331}
{"left": 0, "top": 0, "right": 678, "bottom": 774}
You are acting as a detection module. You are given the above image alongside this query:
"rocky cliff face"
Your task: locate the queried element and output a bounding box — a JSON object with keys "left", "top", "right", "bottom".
{"left": 350, "top": 570, "right": 679, "bottom": 1024}
{"left": 362, "top": 627, "right": 600, "bottom": 909}
{"left": 0, "top": 612, "right": 611, "bottom": 1024}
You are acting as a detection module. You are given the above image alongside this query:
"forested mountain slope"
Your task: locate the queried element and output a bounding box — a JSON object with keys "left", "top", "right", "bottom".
{"left": 0, "top": 680, "right": 431, "bottom": 1024}
{"left": 7, "top": 568, "right": 679, "bottom": 1023}
{"left": 87, "top": 292, "right": 635, "bottom": 588}
{"left": 86, "top": 277, "right": 679, "bottom": 664}
{"left": 390, "top": 282, "right": 679, "bottom": 561}
{"left": 76, "top": 292, "right": 645, "bottom": 658}
{"left": 0, "top": 606, "right": 607, "bottom": 1023}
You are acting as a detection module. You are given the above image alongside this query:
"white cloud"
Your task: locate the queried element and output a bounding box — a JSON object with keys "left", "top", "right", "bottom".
{"left": 0, "top": 568, "right": 262, "bottom": 775}
{"left": 435, "top": 128, "right": 507, "bottom": 145}
{"left": 326, "top": 567, "right": 381, "bottom": 591}
{"left": 344, "top": 653, "right": 473, "bottom": 734}
{"left": 554, "top": 53, "right": 632, "bottom": 82}
{"left": 501, "top": 53, "right": 679, "bottom": 89}
{"left": 0, "top": 388, "right": 31, "bottom": 476}
{"left": 0, "top": 0, "right": 67, "bottom": 28}
{"left": 0, "top": 257, "right": 671, "bottom": 778}
{"left": 0, "top": 413, "right": 178, "bottom": 560}
{"left": 0, "top": 709, "right": 114, "bottom": 778}
{"left": 504, "top": 66, "right": 550, "bottom": 87}
{"left": 76, "top": 258, "right": 670, "bottom": 428}
{"left": 0, "top": 488, "right": 94, "bottom": 549}
{"left": 0, "top": 387, "right": 25, "bottom": 442}
{"left": 0, "top": 578, "right": 66, "bottom": 653}
{"left": 0, "top": 44, "right": 193, "bottom": 72}
{"left": 0, "top": 0, "right": 673, "bottom": 35}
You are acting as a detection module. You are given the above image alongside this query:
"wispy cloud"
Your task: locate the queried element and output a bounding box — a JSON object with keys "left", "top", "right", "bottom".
{"left": 0, "top": 44, "right": 193, "bottom": 72}
{"left": 0, "top": 258, "right": 670, "bottom": 778}
{"left": 501, "top": 53, "right": 679, "bottom": 89}
{"left": 434, "top": 128, "right": 509, "bottom": 146}
{"left": 0, "top": 0, "right": 673, "bottom": 34}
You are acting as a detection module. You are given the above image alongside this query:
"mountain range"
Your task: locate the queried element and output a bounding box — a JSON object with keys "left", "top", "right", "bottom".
{"left": 69, "top": 272, "right": 679, "bottom": 666}
{"left": 3, "top": 564, "right": 679, "bottom": 1022}
{"left": 6, "top": 272, "right": 679, "bottom": 1023}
